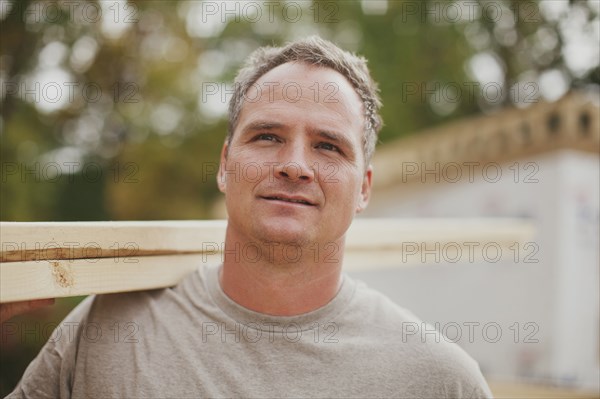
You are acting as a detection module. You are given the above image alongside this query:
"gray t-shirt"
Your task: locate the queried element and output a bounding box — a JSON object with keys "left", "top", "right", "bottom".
{"left": 8, "top": 264, "right": 493, "bottom": 398}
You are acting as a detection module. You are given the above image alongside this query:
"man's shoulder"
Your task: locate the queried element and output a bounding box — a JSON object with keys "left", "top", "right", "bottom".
{"left": 66, "top": 266, "right": 204, "bottom": 325}
{"left": 344, "top": 277, "right": 424, "bottom": 328}
{"left": 343, "top": 277, "right": 493, "bottom": 398}
{"left": 347, "top": 278, "right": 478, "bottom": 359}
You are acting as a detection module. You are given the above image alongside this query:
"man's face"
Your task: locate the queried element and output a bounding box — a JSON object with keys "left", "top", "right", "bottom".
{"left": 218, "top": 62, "right": 372, "bottom": 248}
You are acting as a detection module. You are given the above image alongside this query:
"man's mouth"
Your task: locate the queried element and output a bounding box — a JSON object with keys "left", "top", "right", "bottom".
{"left": 261, "top": 196, "right": 315, "bottom": 206}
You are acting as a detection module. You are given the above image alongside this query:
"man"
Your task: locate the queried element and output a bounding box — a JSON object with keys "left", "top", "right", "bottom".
{"left": 7, "top": 36, "right": 493, "bottom": 398}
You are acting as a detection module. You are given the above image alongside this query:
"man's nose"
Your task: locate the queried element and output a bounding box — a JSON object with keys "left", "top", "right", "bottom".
{"left": 274, "top": 144, "right": 315, "bottom": 182}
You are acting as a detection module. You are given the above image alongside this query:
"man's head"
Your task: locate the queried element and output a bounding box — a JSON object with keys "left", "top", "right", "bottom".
{"left": 218, "top": 37, "right": 382, "bottom": 248}
{"left": 226, "top": 36, "right": 383, "bottom": 166}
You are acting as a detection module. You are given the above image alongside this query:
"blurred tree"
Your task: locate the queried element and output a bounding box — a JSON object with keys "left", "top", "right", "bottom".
{"left": 2, "top": 0, "right": 598, "bottom": 221}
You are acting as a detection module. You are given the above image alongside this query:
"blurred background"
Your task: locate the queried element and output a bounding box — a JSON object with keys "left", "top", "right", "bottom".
{"left": 1, "top": 0, "right": 599, "bottom": 397}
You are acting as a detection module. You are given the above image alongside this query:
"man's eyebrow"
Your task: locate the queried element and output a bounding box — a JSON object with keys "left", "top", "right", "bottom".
{"left": 314, "top": 130, "right": 355, "bottom": 152}
{"left": 241, "top": 121, "right": 285, "bottom": 134}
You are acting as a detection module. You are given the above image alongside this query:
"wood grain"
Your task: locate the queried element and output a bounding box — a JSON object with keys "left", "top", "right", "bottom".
{"left": 0, "top": 218, "right": 535, "bottom": 302}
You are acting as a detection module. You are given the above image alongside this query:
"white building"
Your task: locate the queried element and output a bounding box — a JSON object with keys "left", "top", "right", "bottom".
{"left": 356, "top": 92, "right": 599, "bottom": 392}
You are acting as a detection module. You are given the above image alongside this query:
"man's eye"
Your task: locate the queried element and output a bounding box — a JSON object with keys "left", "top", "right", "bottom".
{"left": 317, "top": 142, "right": 340, "bottom": 152}
{"left": 256, "top": 134, "right": 278, "bottom": 142}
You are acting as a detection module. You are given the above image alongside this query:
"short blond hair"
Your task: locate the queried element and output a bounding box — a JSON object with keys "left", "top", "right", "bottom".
{"left": 227, "top": 36, "right": 383, "bottom": 164}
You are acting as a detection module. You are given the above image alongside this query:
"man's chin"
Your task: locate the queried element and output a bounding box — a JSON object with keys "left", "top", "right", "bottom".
{"left": 253, "top": 221, "right": 313, "bottom": 247}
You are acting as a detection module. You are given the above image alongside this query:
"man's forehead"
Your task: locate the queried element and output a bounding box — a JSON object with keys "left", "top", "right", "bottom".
{"left": 251, "top": 61, "right": 361, "bottom": 103}
{"left": 256, "top": 61, "right": 340, "bottom": 82}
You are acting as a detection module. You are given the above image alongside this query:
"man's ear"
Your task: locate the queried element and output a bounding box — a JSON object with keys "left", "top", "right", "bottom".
{"left": 217, "top": 141, "right": 228, "bottom": 193}
{"left": 356, "top": 165, "right": 373, "bottom": 213}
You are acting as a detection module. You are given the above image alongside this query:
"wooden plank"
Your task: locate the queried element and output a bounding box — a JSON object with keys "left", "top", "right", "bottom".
{"left": 0, "top": 219, "right": 535, "bottom": 302}
{"left": 0, "top": 254, "right": 217, "bottom": 303}
{"left": 488, "top": 380, "right": 600, "bottom": 398}
{"left": 1, "top": 218, "right": 534, "bottom": 261}
{"left": 0, "top": 220, "right": 227, "bottom": 262}
{"left": 347, "top": 218, "right": 534, "bottom": 250}
{"left": 344, "top": 218, "right": 535, "bottom": 271}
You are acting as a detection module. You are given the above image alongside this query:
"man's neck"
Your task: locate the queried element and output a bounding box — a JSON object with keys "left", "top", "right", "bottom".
{"left": 218, "top": 228, "right": 345, "bottom": 316}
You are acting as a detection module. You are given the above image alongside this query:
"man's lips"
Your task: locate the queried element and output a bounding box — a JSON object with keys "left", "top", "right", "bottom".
{"left": 260, "top": 194, "right": 316, "bottom": 206}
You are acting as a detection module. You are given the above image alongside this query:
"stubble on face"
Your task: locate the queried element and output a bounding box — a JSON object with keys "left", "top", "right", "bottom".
{"left": 219, "top": 62, "right": 371, "bottom": 258}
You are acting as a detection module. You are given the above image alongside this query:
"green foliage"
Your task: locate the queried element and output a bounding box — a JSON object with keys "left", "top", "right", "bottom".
{"left": 2, "top": 0, "right": 598, "bottom": 221}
